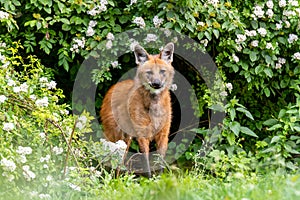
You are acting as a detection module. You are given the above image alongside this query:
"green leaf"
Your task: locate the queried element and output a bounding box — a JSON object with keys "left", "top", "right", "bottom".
{"left": 227, "top": 132, "right": 236, "bottom": 145}
{"left": 212, "top": 29, "right": 219, "bottom": 38}
{"left": 230, "top": 108, "right": 236, "bottom": 121}
{"left": 278, "top": 109, "right": 286, "bottom": 118}
{"left": 271, "top": 136, "right": 280, "bottom": 143}
{"left": 249, "top": 51, "right": 258, "bottom": 62}
{"left": 230, "top": 121, "right": 240, "bottom": 136}
{"left": 236, "top": 107, "right": 254, "bottom": 120}
{"left": 264, "top": 87, "right": 270, "bottom": 97}
{"left": 264, "top": 68, "right": 273, "bottom": 78}
{"left": 240, "top": 126, "right": 258, "bottom": 137}
{"left": 293, "top": 126, "right": 300, "bottom": 132}
{"left": 263, "top": 119, "right": 278, "bottom": 126}
{"left": 255, "top": 65, "right": 263, "bottom": 74}
{"left": 204, "top": 31, "right": 212, "bottom": 40}
{"left": 251, "top": 20, "right": 258, "bottom": 29}
{"left": 268, "top": 124, "right": 282, "bottom": 131}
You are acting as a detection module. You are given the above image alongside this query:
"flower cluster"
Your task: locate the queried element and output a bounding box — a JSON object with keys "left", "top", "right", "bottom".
{"left": 76, "top": 115, "right": 88, "bottom": 130}
{"left": 86, "top": 20, "right": 97, "bottom": 37}
{"left": 35, "top": 97, "right": 49, "bottom": 107}
{"left": 16, "top": 146, "right": 33, "bottom": 155}
{"left": 0, "top": 95, "right": 7, "bottom": 103}
{"left": 0, "top": 11, "right": 9, "bottom": 20}
{"left": 105, "top": 32, "right": 114, "bottom": 49}
{"left": 70, "top": 37, "right": 85, "bottom": 53}
{"left": 22, "top": 165, "right": 36, "bottom": 181}
{"left": 3, "top": 122, "right": 14, "bottom": 131}
{"left": 87, "top": 0, "right": 108, "bottom": 16}
{"left": 0, "top": 158, "right": 16, "bottom": 172}
{"left": 293, "top": 52, "right": 300, "bottom": 60}
{"left": 144, "top": 33, "right": 158, "bottom": 43}
{"left": 153, "top": 15, "right": 164, "bottom": 27}
{"left": 100, "top": 139, "right": 127, "bottom": 157}
{"left": 132, "top": 17, "right": 146, "bottom": 28}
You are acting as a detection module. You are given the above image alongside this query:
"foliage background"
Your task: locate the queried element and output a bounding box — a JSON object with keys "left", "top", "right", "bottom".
{"left": 1, "top": 0, "right": 300, "bottom": 198}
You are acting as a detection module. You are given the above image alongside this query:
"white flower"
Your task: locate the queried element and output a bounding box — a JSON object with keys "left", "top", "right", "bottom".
{"left": 220, "top": 91, "right": 228, "bottom": 97}
{"left": 197, "top": 22, "right": 205, "bottom": 27}
{"left": 38, "top": 194, "right": 51, "bottom": 199}
{"left": 86, "top": 26, "right": 95, "bottom": 37}
{"left": 13, "top": 86, "right": 21, "bottom": 93}
{"left": 76, "top": 121, "right": 84, "bottom": 130}
{"left": 251, "top": 40, "right": 259, "bottom": 47}
{"left": 39, "top": 77, "right": 48, "bottom": 83}
{"left": 275, "top": 63, "right": 282, "bottom": 69}
{"left": 245, "top": 30, "right": 257, "bottom": 37}
{"left": 116, "top": 140, "right": 127, "bottom": 150}
{"left": 266, "top": 43, "right": 274, "bottom": 50}
{"left": 3, "top": 122, "right": 14, "bottom": 131}
{"left": 279, "top": 0, "right": 286, "bottom": 7}
{"left": 130, "top": 39, "right": 139, "bottom": 51}
{"left": 253, "top": 5, "right": 264, "bottom": 18}
{"left": 20, "top": 155, "right": 27, "bottom": 163}
{"left": 106, "top": 32, "right": 114, "bottom": 40}
{"left": 164, "top": 29, "right": 172, "bottom": 37}
{"left": 46, "top": 175, "right": 53, "bottom": 181}
{"left": 257, "top": 28, "right": 267, "bottom": 37}
{"left": 106, "top": 40, "right": 112, "bottom": 49}
{"left": 275, "top": 22, "right": 283, "bottom": 30}
{"left": 266, "top": 9, "right": 274, "bottom": 18}
{"left": 0, "top": 53, "right": 5, "bottom": 62}
{"left": 69, "top": 183, "right": 81, "bottom": 191}
{"left": 278, "top": 58, "right": 286, "bottom": 64}
{"left": 130, "top": 0, "right": 137, "bottom": 5}
{"left": 111, "top": 61, "right": 119, "bottom": 68}
{"left": 52, "top": 146, "right": 63, "bottom": 155}
{"left": 200, "top": 39, "right": 209, "bottom": 47}
{"left": 232, "top": 54, "right": 239, "bottom": 63}
{"left": 40, "top": 155, "right": 51, "bottom": 163}
{"left": 293, "top": 52, "right": 300, "bottom": 60}
{"left": 46, "top": 80, "right": 57, "bottom": 89}
{"left": 87, "top": 1, "right": 108, "bottom": 15}
{"left": 0, "top": 11, "right": 9, "bottom": 20}
{"left": 235, "top": 34, "right": 247, "bottom": 44}
{"left": 236, "top": 45, "right": 242, "bottom": 52}
{"left": 89, "top": 20, "right": 97, "bottom": 28}
{"left": 144, "top": 33, "right": 158, "bottom": 42}
{"left": 0, "top": 158, "right": 16, "bottom": 172}
{"left": 207, "top": 0, "right": 219, "bottom": 6}
{"left": 7, "top": 79, "right": 16, "bottom": 86}
{"left": 0, "top": 95, "right": 7, "bottom": 103}
{"left": 20, "top": 82, "right": 29, "bottom": 92}
{"left": 284, "top": 20, "right": 290, "bottom": 28}
{"left": 133, "top": 17, "right": 146, "bottom": 28}
{"left": 266, "top": 0, "right": 274, "bottom": 8}
{"left": 35, "top": 97, "right": 49, "bottom": 107}
{"left": 30, "top": 95, "right": 36, "bottom": 100}
{"left": 288, "top": 34, "right": 298, "bottom": 44}
{"left": 16, "top": 146, "right": 33, "bottom": 155}
{"left": 289, "top": 0, "right": 299, "bottom": 6}
{"left": 153, "top": 15, "right": 164, "bottom": 27}
{"left": 2, "top": 61, "right": 9, "bottom": 68}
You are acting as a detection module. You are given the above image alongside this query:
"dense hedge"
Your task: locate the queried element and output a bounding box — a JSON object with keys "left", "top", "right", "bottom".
{"left": 1, "top": 0, "right": 300, "bottom": 196}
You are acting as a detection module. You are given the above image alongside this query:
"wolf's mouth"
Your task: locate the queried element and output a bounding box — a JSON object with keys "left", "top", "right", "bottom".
{"left": 149, "top": 82, "right": 163, "bottom": 89}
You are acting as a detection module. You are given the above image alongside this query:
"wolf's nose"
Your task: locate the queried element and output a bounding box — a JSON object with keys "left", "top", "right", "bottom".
{"left": 150, "top": 79, "right": 162, "bottom": 89}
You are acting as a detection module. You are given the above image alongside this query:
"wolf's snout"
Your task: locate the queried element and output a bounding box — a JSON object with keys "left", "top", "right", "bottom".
{"left": 150, "top": 79, "right": 162, "bottom": 89}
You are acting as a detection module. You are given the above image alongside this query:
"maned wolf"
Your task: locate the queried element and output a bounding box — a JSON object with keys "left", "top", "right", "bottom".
{"left": 100, "top": 43, "right": 175, "bottom": 177}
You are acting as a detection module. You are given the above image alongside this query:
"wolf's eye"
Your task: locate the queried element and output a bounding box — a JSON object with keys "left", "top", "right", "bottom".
{"left": 160, "top": 69, "right": 166, "bottom": 74}
{"left": 146, "top": 71, "right": 153, "bottom": 75}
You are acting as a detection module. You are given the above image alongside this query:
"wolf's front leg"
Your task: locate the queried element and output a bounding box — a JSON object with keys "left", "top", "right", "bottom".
{"left": 137, "top": 137, "right": 151, "bottom": 178}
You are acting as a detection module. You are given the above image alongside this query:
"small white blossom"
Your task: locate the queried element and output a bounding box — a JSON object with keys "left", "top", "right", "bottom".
{"left": 220, "top": 91, "right": 228, "bottom": 97}
{"left": 130, "top": 0, "right": 137, "bottom": 5}
{"left": 266, "top": 9, "right": 274, "bottom": 18}
{"left": 7, "top": 79, "right": 16, "bottom": 86}
{"left": 46, "top": 80, "right": 57, "bottom": 89}
{"left": 2, "top": 172, "right": 15, "bottom": 182}
{"left": 288, "top": 34, "right": 298, "bottom": 44}
{"left": 278, "top": 58, "right": 286, "bottom": 64}
{"left": 253, "top": 5, "right": 264, "bottom": 18}
{"left": 38, "top": 194, "right": 51, "bottom": 199}
{"left": 245, "top": 30, "right": 257, "bottom": 37}
{"left": 207, "top": 0, "right": 219, "bottom": 6}
{"left": 289, "top": 0, "right": 299, "bottom": 6}
{"left": 266, "top": 43, "right": 274, "bottom": 50}
{"left": 46, "top": 175, "right": 53, "bottom": 181}
{"left": 111, "top": 61, "right": 119, "bottom": 68}
{"left": 284, "top": 20, "right": 290, "bottom": 28}
{"left": 0, "top": 53, "right": 5, "bottom": 62}
{"left": 3, "top": 122, "right": 14, "bottom": 131}
{"left": 87, "top": 1, "right": 108, "bottom": 16}
{"left": 39, "top": 77, "right": 48, "bottom": 83}
{"left": 20, "top": 82, "right": 29, "bottom": 92}
{"left": 30, "top": 95, "right": 36, "bottom": 100}
{"left": 164, "top": 29, "right": 172, "bottom": 37}
{"left": 293, "top": 52, "right": 300, "bottom": 60}
{"left": 69, "top": 183, "right": 81, "bottom": 191}
{"left": 200, "top": 39, "right": 209, "bottom": 47}
{"left": 76, "top": 121, "right": 84, "bottom": 130}
{"left": 266, "top": 0, "right": 274, "bottom": 8}
{"left": 251, "top": 40, "right": 259, "bottom": 47}
{"left": 88, "top": 20, "right": 97, "bottom": 28}
{"left": 0, "top": 95, "right": 7, "bottom": 103}
{"left": 40, "top": 155, "right": 51, "bottom": 163}
{"left": 275, "top": 22, "right": 283, "bottom": 30}
{"left": 129, "top": 39, "right": 139, "bottom": 51}
{"left": 52, "top": 146, "right": 63, "bottom": 155}
{"left": 19, "top": 155, "right": 27, "bottom": 163}
{"left": 236, "top": 45, "right": 242, "bottom": 52}
{"left": 35, "top": 97, "right": 49, "bottom": 107}
{"left": 279, "top": 0, "right": 286, "bottom": 7}
{"left": 232, "top": 54, "right": 239, "bottom": 63}
{"left": 144, "top": 33, "right": 158, "bottom": 43}
{"left": 86, "top": 26, "right": 95, "bottom": 37}
{"left": 23, "top": 167, "right": 36, "bottom": 181}
{"left": 0, "top": 158, "right": 16, "bottom": 172}
{"left": 257, "top": 28, "right": 267, "bottom": 37}
{"left": 13, "top": 86, "right": 21, "bottom": 93}
{"left": 275, "top": 63, "right": 282, "bottom": 69}
{"left": 106, "top": 40, "right": 113, "bottom": 49}
{"left": 153, "top": 15, "right": 164, "bottom": 27}
{"left": 16, "top": 146, "right": 33, "bottom": 155}
{"left": 133, "top": 17, "right": 146, "bottom": 28}
{"left": 235, "top": 34, "right": 247, "bottom": 44}
{"left": 116, "top": 140, "right": 127, "bottom": 150}
{"left": 0, "top": 11, "right": 9, "bottom": 20}
{"left": 106, "top": 32, "right": 114, "bottom": 40}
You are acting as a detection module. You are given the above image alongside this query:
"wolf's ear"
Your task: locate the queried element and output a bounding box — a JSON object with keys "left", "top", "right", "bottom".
{"left": 134, "top": 45, "right": 149, "bottom": 65}
{"left": 160, "top": 43, "right": 174, "bottom": 64}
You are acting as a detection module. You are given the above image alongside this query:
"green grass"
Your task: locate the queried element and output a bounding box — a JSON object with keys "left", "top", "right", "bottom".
{"left": 93, "top": 172, "right": 300, "bottom": 200}
{"left": 2, "top": 171, "right": 300, "bottom": 200}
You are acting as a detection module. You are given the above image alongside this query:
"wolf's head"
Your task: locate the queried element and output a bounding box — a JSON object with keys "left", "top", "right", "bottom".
{"left": 134, "top": 43, "right": 175, "bottom": 94}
